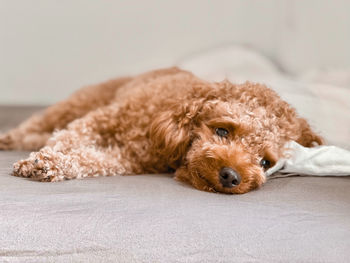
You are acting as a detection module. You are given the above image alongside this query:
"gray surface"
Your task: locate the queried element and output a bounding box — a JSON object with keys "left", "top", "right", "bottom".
{"left": 0, "top": 105, "right": 45, "bottom": 131}
{"left": 0, "top": 106, "right": 350, "bottom": 262}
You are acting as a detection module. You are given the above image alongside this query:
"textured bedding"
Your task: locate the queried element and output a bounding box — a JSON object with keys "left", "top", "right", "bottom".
{"left": 1, "top": 106, "right": 350, "bottom": 262}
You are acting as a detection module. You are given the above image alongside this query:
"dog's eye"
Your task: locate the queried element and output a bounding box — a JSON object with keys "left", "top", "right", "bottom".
{"left": 260, "top": 159, "right": 271, "bottom": 170}
{"left": 215, "top": 128, "right": 229, "bottom": 137}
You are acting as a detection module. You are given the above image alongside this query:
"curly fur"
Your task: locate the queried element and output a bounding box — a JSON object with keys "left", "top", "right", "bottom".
{"left": 0, "top": 67, "right": 323, "bottom": 194}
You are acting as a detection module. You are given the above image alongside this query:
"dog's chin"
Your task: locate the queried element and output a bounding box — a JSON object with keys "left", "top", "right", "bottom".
{"left": 175, "top": 166, "right": 266, "bottom": 194}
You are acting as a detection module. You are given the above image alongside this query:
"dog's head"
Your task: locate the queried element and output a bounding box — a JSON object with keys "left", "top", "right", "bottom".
{"left": 150, "top": 82, "right": 322, "bottom": 194}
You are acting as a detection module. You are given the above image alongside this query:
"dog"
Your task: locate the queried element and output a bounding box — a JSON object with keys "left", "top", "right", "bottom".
{"left": 0, "top": 67, "right": 323, "bottom": 194}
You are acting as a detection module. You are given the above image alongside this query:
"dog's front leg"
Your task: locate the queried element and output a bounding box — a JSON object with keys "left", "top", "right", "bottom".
{"left": 12, "top": 105, "right": 131, "bottom": 181}
{"left": 13, "top": 144, "right": 128, "bottom": 182}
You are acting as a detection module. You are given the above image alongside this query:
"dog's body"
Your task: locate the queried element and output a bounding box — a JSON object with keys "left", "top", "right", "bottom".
{"left": 0, "top": 68, "right": 323, "bottom": 194}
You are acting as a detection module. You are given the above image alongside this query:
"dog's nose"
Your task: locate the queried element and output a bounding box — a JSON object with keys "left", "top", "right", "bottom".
{"left": 219, "top": 167, "right": 241, "bottom": 188}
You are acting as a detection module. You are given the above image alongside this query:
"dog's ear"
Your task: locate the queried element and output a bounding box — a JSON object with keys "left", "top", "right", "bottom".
{"left": 296, "top": 118, "right": 324, "bottom": 147}
{"left": 149, "top": 100, "right": 203, "bottom": 167}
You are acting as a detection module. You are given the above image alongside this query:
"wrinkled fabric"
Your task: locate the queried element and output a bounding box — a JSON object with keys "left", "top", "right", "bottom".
{"left": 267, "top": 141, "right": 350, "bottom": 177}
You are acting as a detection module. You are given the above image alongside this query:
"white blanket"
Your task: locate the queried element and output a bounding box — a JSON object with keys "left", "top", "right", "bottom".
{"left": 267, "top": 141, "right": 350, "bottom": 178}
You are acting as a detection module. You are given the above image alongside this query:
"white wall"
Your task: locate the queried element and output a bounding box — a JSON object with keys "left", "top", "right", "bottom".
{"left": 0, "top": 0, "right": 349, "bottom": 105}
{"left": 277, "top": 0, "right": 350, "bottom": 73}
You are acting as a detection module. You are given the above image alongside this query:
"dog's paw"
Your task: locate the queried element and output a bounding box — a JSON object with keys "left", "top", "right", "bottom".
{"left": 13, "top": 151, "right": 61, "bottom": 181}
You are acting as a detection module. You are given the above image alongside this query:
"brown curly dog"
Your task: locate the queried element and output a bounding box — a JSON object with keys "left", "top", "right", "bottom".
{"left": 0, "top": 67, "right": 323, "bottom": 194}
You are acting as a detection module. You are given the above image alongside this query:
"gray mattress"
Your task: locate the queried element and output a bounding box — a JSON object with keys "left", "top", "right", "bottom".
{"left": 0, "top": 106, "right": 349, "bottom": 263}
